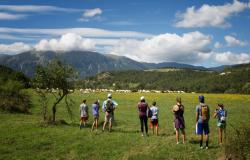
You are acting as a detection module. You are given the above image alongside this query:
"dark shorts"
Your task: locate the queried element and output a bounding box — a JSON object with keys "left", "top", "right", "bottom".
{"left": 81, "top": 117, "right": 88, "bottom": 121}
{"left": 196, "top": 122, "right": 209, "bottom": 135}
{"left": 150, "top": 119, "right": 159, "bottom": 128}
{"left": 174, "top": 117, "right": 185, "bottom": 129}
{"left": 93, "top": 115, "right": 99, "bottom": 119}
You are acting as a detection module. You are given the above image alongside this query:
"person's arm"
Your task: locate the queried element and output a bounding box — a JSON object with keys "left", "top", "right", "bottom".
{"left": 213, "top": 109, "right": 218, "bottom": 118}
{"left": 102, "top": 101, "right": 106, "bottom": 112}
{"left": 208, "top": 106, "right": 210, "bottom": 120}
{"left": 195, "top": 106, "right": 199, "bottom": 123}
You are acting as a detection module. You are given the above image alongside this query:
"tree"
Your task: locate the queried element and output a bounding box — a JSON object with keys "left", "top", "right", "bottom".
{"left": 33, "top": 60, "right": 77, "bottom": 123}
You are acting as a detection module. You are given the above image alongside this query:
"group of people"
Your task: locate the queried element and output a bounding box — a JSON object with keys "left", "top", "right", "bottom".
{"left": 79, "top": 93, "right": 118, "bottom": 132}
{"left": 80, "top": 94, "right": 227, "bottom": 149}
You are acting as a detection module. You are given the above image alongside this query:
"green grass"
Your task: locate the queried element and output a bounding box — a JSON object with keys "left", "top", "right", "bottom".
{"left": 0, "top": 90, "right": 250, "bottom": 160}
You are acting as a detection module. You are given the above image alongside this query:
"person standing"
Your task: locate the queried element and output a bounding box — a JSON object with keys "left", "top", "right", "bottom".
{"left": 102, "top": 93, "right": 118, "bottom": 132}
{"left": 91, "top": 100, "right": 100, "bottom": 131}
{"left": 80, "top": 99, "right": 88, "bottom": 129}
{"left": 150, "top": 101, "right": 159, "bottom": 135}
{"left": 172, "top": 97, "right": 186, "bottom": 144}
{"left": 196, "top": 95, "right": 210, "bottom": 149}
{"left": 213, "top": 104, "right": 227, "bottom": 145}
{"left": 138, "top": 96, "right": 149, "bottom": 137}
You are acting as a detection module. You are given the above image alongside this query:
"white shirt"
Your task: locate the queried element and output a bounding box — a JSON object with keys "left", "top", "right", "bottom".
{"left": 80, "top": 103, "right": 88, "bottom": 117}
{"left": 150, "top": 106, "right": 159, "bottom": 120}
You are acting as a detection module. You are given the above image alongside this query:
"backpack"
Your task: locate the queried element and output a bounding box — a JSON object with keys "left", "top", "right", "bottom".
{"left": 106, "top": 100, "right": 114, "bottom": 113}
{"left": 147, "top": 108, "right": 153, "bottom": 118}
{"left": 201, "top": 105, "right": 209, "bottom": 121}
{"left": 218, "top": 109, "right": 226, "bottom": 123}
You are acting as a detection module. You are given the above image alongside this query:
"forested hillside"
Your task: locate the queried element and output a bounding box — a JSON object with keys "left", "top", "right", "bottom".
{"left": 80, "top": 63, "right": 250, "bottom": 94}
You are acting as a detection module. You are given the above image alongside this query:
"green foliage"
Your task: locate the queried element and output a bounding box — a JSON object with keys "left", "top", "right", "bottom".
{"left": 80, "top": 65, "right": 250, "bottom": 94}
{"left": 0, "top": 65, "right": 31, "bottom": 113}
{"left": 33, "top": 59, "right": 77, "bottom": 122}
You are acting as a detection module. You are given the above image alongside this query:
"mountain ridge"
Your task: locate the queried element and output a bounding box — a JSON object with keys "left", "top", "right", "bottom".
{"left": 0, "top": 50, "right": 228, "bottom": 77}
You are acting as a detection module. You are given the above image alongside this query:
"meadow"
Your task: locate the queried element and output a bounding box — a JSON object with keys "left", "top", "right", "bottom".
{"left": 0, "top": 90, "right": 249, "bottom": 160}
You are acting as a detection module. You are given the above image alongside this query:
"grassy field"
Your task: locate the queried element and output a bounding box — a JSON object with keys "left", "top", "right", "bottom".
{"left": 0, "top": 90, "right": 250, "bottom": 160}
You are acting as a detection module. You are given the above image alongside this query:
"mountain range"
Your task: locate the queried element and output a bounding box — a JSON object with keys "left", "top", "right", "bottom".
{"left": 0, "top": 50, "right": 224, "bottom": 77}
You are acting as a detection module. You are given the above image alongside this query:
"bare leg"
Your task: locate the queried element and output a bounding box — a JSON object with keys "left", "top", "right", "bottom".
{"left": 91, "top": 121, "right": 95, "bottom": 131}
{"left": 96, "top": 118, "right": 99, "bottom": 130}
{"left": 109, "top": 121, "right": 112, "bottom": 132}
{"left": 219, "top": 128, "right": 223, "bottom": 144}
{"left": 176, "top": 129, "right": 179, "bottom": 144}
{"left": 156, "top": 127, "right": 159, "bottom": 136}
{"left": 181, "top": 129, "right": 186, "bottom": 143}
{"left": 103, "top": 121, "right": 107, "bottom": 131}
{"left": 80, "top": 119, "right": 83, "bottom": 129}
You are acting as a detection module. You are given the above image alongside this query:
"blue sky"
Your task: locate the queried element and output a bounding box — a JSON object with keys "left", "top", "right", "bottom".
{"left": 0, "top": 0, "right": 250, "bottom": 67}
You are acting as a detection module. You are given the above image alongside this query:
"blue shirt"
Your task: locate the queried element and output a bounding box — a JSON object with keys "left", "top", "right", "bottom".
{"left": 92, "top": 103, "right": 99, "bottom": 116}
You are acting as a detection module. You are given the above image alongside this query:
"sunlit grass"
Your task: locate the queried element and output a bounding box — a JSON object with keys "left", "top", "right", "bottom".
{"left": 0, "top": 90, "right": 249, "bottom": 159}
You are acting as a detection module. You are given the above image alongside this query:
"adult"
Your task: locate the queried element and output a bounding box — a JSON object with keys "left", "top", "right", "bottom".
{"left": 138, "top": 96, "right": 149, "bottom": 137}
{"left": 150, "top": 101, "right": 159, "bottom": 135}
{"left": 196, "top": 95, "right": 210, "bottom": 149}
{"left": 213, "top": 104, "right": 227, "bottom": 145}
{"left": 102, "top": 93, "right": 118, "bottom": 132}
{"left": 91, "top": 100, "right": 100, "bottom": 131}
{"left": 172, "top": 97, "right": 185, "bottom": 144}
{"left": 80, "top": 99, "right": 88, "bottom": 129}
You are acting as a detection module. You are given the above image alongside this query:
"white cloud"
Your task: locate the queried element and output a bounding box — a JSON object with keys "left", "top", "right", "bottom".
{"left": 84, "top": 8, "right": 102, "bottom": 17}
{"left": 110, "top": 31, "right": 212, "bottom": 63}
{"left": 0, "top": 12, "right": 27, "bottom": 20}
{"left": 175, "top": 0, "right": 249, "bottom": 28}
{"left": 0, "top": 27, "right": 153, "bottom": 38}
{"left": 0, "top": 5, "right": 82, "bottom": 12}
{"left": 224, "top": 35, "right": 248, "bottom": 46}
{"left": 214, "top": 42, "right": 222, "bottom": 49}
{"left": 0, "top": 42, "right": 31, "bottom": 55}
{"left": 0, "top": 34, "right": 34, "bottom": 41}
{"left": 213, "top": 51, "right": 250, "bottom": 65}
{"left": 78, "top": 8, "right": 102, "bottom": 22}
{"left": 35, "top": 33, "right": 95, "bottom": 51}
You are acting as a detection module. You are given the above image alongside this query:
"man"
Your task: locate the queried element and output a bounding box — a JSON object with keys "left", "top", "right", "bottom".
{"left": 196, "top": 95, "right": 210, "bottom": 149}
{"left": 102, "top": 93, "right": 118, "bottom": 132}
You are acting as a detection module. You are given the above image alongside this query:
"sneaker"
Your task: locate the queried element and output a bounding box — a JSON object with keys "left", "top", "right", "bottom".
{"left": 200, "top": 146, "right": 204, "bottom": 149}
{"left": 176, "top": 142, "right": 180, "bottom": 144}
{"left": 141, "top": 133, "right": 144, "bottom": 137}
{"left": 205, "top": 146, "right": 208, "bottom": 149}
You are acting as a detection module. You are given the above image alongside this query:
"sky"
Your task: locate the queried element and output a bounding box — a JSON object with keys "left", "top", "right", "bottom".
{"left": 0, "top": 0, "right": 250, "bottom": 67}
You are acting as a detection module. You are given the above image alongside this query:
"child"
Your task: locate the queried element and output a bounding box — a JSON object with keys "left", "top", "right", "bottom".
{"left": 91, "top": 100, "right": 100, "bottom": 131}
{"left": 150, "top": 101, "right": 159, "bottom": 135}
{"left": 80, "top": 99, "right": 88, "bottom": 129}
{"left": 213, "top": 104, "right": 227, "bottom": 145}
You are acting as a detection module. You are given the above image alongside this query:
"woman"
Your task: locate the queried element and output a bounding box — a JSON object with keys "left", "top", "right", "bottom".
{"left": 138, "top": 96, "right": 149, "bottom": 137}
{"left": 91, "top": 100, "right": 100, "bottom": 131}
{"left": 213, "top": 104, "right": 227, "bottom": 145}
{"left": 172, "top": 97, "right": 186, "bottom": 144}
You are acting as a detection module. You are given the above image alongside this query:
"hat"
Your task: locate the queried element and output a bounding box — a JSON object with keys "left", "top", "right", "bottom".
{"left": 199, "top": 95, "right": 205, "bottom": 103}
{"left": 140, "top": 96, "right": 145, "bottom": 100}
{"left": 107, "top": 93, "right": 112, "bottom": 98}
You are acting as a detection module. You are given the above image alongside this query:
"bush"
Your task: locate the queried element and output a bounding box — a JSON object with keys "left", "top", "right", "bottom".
{"left": 0, "top": 80, "right": 31, "bottom": 113}
{"left": 225, "top": 125, "right": 250, "bottom": 160}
